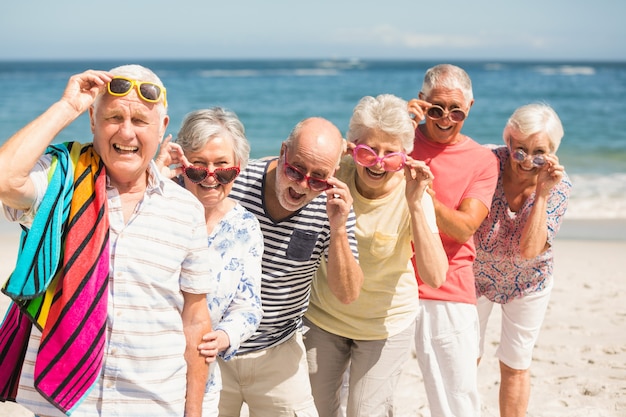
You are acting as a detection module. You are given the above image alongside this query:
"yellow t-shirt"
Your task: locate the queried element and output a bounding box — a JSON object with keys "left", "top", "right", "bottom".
{"left": 306, "top": 158, "right": 438, "bottom": 340}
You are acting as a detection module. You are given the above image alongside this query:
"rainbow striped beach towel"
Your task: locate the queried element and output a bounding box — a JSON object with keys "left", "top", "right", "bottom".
{"left": 0, "top": 141, "right": 109, "bottom": 415}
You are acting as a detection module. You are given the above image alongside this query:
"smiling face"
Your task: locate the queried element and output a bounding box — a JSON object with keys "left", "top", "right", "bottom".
{"left": 90, "top": 89, "right": 168, "bottom": 190}
{"left": 275, "top": 142, "right": 337, "bottom": 212}
{"left": 273, "top": 118, "right": 342, "bottom": 212}
{"left": 420, "top": 87, "right": 472, "bottom": 145}
{"left": 351, "top": 130, "right": 405, "bottom": 199}
{"left": 507, "top": 131, "right": 552, "bottom": 178}
{"left": 182, "top": 136, "right": 238, "bottom": 210}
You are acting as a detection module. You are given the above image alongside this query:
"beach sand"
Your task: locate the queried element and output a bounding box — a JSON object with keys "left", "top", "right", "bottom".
{"left": 0, "top": 218, "right": 624, "bottom": 417}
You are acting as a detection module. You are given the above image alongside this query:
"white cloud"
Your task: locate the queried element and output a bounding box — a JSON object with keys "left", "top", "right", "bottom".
{"left": 333, "top": 24, "right": 559, "bottom": 54}
{"left": 336, "top": 25, "right": 487, "bottom": 49}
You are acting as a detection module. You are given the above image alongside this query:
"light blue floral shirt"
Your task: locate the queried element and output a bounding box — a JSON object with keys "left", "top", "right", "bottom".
{"left": 205, "top": 203, "right": 264, "bottom": 395}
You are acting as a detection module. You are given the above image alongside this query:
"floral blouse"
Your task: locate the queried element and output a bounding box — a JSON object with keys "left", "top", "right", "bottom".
{"left": 205, "top": 203, "right": 264, "bottom": 393}
{"left": 473, "top": 146, "right": 572, "bottom": 304}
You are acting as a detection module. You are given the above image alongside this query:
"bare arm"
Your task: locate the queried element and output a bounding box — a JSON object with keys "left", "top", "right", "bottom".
{"left": 404, "top": 158, "right": 448, "bottom": 288}
{"left": 519, "top": 154, "right": 565, "bottom": 259}
{"left": 0, "top": 70, "right": 112, "bottom": 210}
{"left": 323, "top": 177, "right": 363, "bottom": 304}
{"left": 520, "top": 194, "right": 550, "bottom": 259}
{"left": 430, "top": 193, "right": 490, "bottom": 244}
{"left": 182, "top": 291, "right": 212, "bottom": 417}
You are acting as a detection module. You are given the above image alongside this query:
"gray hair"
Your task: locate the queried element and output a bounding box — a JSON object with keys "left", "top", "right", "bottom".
{"left": 503, "top": 103, "right": 564, "bottom": 152}
{"left": 346, "top": 94, "right": 415, "bottom": 153}
{"left": 94, "top": 64, "right": 167, "bottom": 119}
{"left": 421, "top": 64, "right": 473, "bottom": 105}
{"left": 175, "top": 107, "right": 250, "bottom": 170}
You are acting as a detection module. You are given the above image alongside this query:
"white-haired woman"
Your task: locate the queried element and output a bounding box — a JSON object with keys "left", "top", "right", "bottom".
{"left": 474, "top": 103, "right": 572, "bottom": 417}
{"left": 304, "top": 94, "right": 448, "bottom": 417}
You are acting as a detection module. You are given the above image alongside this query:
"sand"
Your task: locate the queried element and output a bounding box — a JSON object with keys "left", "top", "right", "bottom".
{"left": 0, "top": 218, "right": 624, "bottom": 417}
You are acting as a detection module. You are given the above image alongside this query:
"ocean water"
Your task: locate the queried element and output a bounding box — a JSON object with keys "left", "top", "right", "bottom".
{"left": 0, "top": 59, "right": 624, "bottom": 219}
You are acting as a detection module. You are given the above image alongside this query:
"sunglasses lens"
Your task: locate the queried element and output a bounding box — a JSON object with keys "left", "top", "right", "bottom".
{"left": 308, "top": 179, "right": 331, "bottom": 192}
{"left": 426, "top": 106, "right": 444, "bottom": 119}
{"left": 184, "top": 166, "right": 208, "bottom": 183}
{"left": 109, "top": 78, "right": 132, "bottom": 95}
{"left": 214, "top": 168, "right": 239, "bottom": 184}
{"left": 139, "top": 83, "right": 162, "bottom": 102}
{"left": 382, "top": 154, "right": 405, "bottom": 172}
{"left": 532, "top": 156, "right": 546, "bottom": 167}
{"left": 285, "top": 165, "right": 305, "bottom": 182}
{"left": 512, "top": 150, "right": 526, "bottom": 163}
{"left": 449, "top": 110, "right": 466, "bottom": 122}
{"left": 354, "top": 146, "right": 378, "bottom": 167}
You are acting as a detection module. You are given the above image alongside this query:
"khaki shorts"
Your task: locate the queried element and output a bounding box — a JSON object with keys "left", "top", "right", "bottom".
{"left": 218, "top": 331, "right": 318, "bottom": 417}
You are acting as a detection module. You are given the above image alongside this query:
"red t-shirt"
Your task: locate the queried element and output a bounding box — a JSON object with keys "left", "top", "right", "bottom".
{"left": 411, "top": 128, "right": 498, "bottom": 304}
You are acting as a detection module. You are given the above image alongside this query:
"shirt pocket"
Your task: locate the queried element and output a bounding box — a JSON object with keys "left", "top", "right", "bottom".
{"left": 368, "top": 231, "right": 398, "bottom": 259}
{"left": 286, "top": 229, "right": 319, "bottom": 261}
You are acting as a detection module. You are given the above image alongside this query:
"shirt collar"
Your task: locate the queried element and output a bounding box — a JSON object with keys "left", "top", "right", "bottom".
{"left": 104, "top": 160, "right": 165, "bottom": 196}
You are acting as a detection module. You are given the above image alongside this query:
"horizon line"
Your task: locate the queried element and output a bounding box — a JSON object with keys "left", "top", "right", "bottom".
{"left": 0, "top": 57, "right": 625, "bottom": 64}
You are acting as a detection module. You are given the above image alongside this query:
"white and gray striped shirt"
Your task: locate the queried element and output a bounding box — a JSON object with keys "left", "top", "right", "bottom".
{"left": 8, "top": 158, "right": 213, "bottom": 417}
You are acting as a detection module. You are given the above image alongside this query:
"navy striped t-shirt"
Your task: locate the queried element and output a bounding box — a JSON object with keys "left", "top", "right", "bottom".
{"left": 229, "top": 158, "right": 358, "bottom": 353}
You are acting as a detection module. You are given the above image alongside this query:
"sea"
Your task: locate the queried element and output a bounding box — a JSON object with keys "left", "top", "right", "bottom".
{"left": 0, "top": 59, "right": 625, "bottom": 220}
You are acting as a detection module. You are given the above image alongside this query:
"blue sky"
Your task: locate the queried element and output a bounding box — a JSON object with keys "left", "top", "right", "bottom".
{"left": 1, "top": 0, "right": 624, "bottom": 61}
